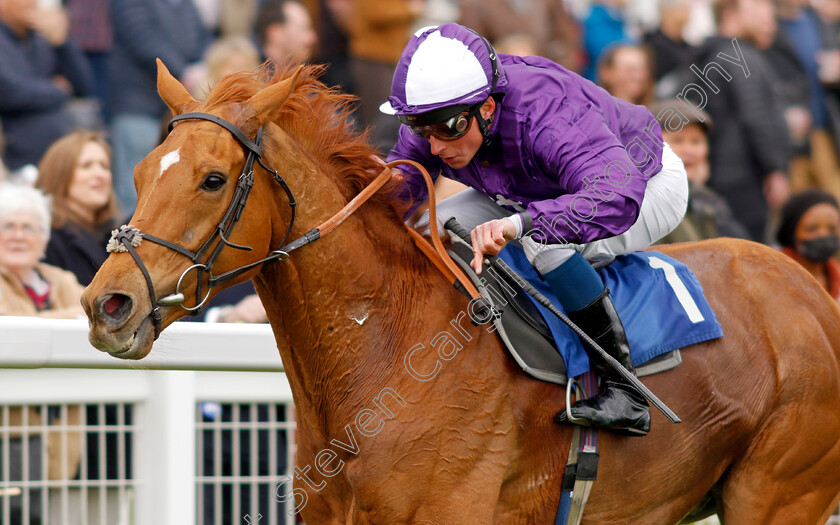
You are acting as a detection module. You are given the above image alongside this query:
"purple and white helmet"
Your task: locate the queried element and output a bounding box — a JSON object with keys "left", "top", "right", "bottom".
{"left": 379, "top": 23, "right": 505, "bottom": 121}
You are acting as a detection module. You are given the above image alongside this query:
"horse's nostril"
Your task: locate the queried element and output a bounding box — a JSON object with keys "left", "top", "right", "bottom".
{"left": 100, "top": 294, "right": 133, "bottom": 324}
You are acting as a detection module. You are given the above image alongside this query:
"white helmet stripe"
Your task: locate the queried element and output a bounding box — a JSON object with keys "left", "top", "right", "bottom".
{"left": 404, "top": 32, "right": 488, "bottom": 107}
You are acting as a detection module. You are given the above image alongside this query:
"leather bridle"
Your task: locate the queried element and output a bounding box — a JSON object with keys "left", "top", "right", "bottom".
{"left": 107, "top": 112, "right": 299, "bottom": 339}
{"left": 107, "top": 111, "right": 482, "bottom": 340}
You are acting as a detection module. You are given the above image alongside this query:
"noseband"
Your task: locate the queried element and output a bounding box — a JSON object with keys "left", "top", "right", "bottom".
{"left": 107, "top": 112, "right": 301, "bottom": 339}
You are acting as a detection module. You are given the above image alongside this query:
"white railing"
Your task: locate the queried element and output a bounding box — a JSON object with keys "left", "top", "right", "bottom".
{"left": 0, "top": 317, "right": 296, "bottom": 525}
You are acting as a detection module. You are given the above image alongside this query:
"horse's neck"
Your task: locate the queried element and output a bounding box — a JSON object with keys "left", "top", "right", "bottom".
{"left": 256, "top": 140, "right": 451, "bottom": 431}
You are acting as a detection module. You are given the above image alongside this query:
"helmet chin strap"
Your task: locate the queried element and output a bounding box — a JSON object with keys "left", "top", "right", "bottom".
{"left": 477, "top": 103, "right": 496, "bottom": 147}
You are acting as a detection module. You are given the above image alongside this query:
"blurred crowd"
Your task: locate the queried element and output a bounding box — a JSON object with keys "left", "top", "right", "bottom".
{"left": 2, "top": 0, "right": 840, "bottom": 522}
{"left": 0, "top": 0, "right": 840, "bottom": 302}
{"left": 2, "top": 0, "right": 840, "bottom": 309}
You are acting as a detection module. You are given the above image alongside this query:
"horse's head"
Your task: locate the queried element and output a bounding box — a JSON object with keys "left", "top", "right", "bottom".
{"left": 82, "top": 60, "right": 303, "bottom": 359}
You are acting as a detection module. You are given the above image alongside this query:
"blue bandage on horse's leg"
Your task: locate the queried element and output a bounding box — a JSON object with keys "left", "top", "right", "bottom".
{"left": 540, "top": 252, "right": 605, "bottom": 312}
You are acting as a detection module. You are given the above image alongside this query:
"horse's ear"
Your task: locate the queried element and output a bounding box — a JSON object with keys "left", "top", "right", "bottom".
{"left": 157, "top": 58, "right": 197, "bottom": 116}
{"left": 245, "top": 66, "right": 304, "bottom": 126}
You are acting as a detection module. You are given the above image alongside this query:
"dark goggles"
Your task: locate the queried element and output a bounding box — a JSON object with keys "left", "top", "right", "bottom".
{"left": 399, "top": 103, "right": 483, "bottom": 141}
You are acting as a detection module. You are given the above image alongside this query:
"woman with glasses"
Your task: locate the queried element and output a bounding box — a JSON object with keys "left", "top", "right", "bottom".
{"left": 0, "top": 183, "right": 84, "bottom": 317}
{"left": 381, "top": 23, "right": 689, "bottom": 436}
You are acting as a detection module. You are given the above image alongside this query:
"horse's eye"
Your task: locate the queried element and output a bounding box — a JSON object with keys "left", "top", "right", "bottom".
{"left": 201, "top": 174, "right": 226, "bottom": 191}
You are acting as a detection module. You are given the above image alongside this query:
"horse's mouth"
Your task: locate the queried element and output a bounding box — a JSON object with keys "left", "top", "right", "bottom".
{"left": 90, "top": 314, "right": 156, "bottom": 360}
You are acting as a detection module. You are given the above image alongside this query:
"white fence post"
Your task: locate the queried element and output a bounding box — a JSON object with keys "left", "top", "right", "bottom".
{"left": 135, "top": 370, "right": 196, "bottom": 524}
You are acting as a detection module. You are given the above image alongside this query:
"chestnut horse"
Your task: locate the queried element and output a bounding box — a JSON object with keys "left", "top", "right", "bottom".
{"left": 82, "top": 61, "right": 840, "bottom": 524}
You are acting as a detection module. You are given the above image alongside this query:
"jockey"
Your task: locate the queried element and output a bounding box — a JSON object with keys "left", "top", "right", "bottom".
{"left": 381, "top": 23, "right": 689, "bottom": 436}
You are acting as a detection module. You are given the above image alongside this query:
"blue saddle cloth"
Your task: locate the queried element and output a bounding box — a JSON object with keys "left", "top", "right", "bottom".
{"left": 497, "top": 246, "right": 724, "bottom": 378}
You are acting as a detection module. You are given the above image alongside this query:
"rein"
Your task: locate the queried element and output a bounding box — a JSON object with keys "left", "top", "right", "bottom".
{"left": 107, "top": 112, "right": 480, "bottom": 339}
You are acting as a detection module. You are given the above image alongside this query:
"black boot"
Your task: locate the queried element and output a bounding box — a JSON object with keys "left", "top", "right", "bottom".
{"left": 554, "top": 289, "right": 651, "bottom": 436}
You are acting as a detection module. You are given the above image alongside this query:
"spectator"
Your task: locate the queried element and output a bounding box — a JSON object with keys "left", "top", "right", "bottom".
{"left": 651, "top": 99, "right": 749, "bottom": 242}
{"left": 757, "top": 4, "right": 839, "bottom": 205}
{"left": 66, "top": 0, "right": 112, "bottom": 121}
{"left": 775, "top": 0, "right": 840, "bottom": 204}
{"left": 313, "top": 0, "right": 355, "bottom": 92}
{"left": 817, "top": 0, "right": 840, "bottom": 168}
{"left": 683, "top": 0, "right": 716, "bottom": 46}
{"left": 643, "top": 0, "right": 695, "bottom": 97}
{"left": 597, "top": 43, "right": 654, "bottom": 106}
{"left": 203, "top": 35, "right": 260, "bottom": 84}
{"left": 492, "top": 33, "right": 539, "bottom": 57}
{"left": 183, "top": 35, "right": 262, "bottom": 100}
{"left": 815, "top": 0, "right": 840, "bottom": 88}
{"left": 347, "top": 0, "right": 422, "bottom": 152}
{"left": 0, "top": 184, "right": 85, "bottom": 317}
{"left": 458, "top": 0, "right": 583, "bottom": 73}
{"left": 256, "top": 0, "right": 318, "bottom": 65}
{"left": 108, "top": 0, "right": 208, "bottom": 212}
{"left": 582, "top": 0, "right": 634, "bottom": 81}
{"left": 777, "top": 0, "right": 833, "bottom": 136}
{"left": 698, "top": 0, "right": 791, "bottom": 242}
{"left": 190, "top": 0, "right": 261, "bottom": 39}
{"left": 776, "top": 189, "right": 840, "bottom": 301}
{"left": 0, "top": 0, "right": 93, "bottom": 173}
{"left": 219, "top": 0, "right": 259, "bottom": 39}
{"left": 0, "top": 183, "right": 84, "bottom": 525}
{"left": 34, "top": 131, "right": 122, "bottom": 286}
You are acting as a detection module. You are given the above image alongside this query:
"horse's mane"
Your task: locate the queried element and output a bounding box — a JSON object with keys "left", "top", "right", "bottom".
{"left": 202, "top": 63, "right": 411, "bottom": 221}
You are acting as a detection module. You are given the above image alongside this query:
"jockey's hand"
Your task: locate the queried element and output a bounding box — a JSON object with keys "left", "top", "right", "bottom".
{"left": 470, "top": 218, "right": 517, "bottom": 275}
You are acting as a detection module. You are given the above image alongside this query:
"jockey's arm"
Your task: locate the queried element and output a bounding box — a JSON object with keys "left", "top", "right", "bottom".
{"left": 468, "top": 123, "right": 657, "bottom": 268}
{"left": 515, "top": 123, "right": 653, "bottom": 246}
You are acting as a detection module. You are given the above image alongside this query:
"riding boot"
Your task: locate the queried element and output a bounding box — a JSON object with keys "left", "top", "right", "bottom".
{"left": 537, "top": 252, "right": 650, "bottom": 436}
{"left": 553, "top": 289, "right": 651, "bottom": 435}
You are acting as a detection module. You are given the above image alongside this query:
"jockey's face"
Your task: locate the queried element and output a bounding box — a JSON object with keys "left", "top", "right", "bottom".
{"left": 427, "top": 97, "right": 495, "bottom": 170}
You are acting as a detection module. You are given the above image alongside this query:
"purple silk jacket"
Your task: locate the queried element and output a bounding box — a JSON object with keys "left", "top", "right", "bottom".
{"left": 386, "top": 53, "right": 665, "bottom": 245}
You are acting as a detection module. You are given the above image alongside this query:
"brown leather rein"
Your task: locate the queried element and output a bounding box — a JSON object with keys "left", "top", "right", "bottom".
{"left": 323, "top": 159, "right": 481, "bottom": 300}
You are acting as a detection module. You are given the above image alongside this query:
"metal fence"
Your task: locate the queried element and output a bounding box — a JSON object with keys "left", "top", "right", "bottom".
{"left": 0, "top": 317, "right": 296, "bottom": 525}
{"left": 0, "top": 402, "right": 135, "bottom": 525}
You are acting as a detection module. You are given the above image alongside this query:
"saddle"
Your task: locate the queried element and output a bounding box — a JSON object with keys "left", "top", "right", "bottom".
{"left": 446, "top": 239, "right": 682, "bottom": 385}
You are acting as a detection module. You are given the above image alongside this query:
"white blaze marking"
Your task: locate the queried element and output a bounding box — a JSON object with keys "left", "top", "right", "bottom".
{"left": 159, "top": 148, "right": 181, "bottom": 178}
{"left": 350, "top": 312, "right": 369, "bottom": 325}
{"left": 137, "top": 148, "right": 181, "bottom": 215}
